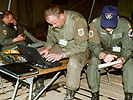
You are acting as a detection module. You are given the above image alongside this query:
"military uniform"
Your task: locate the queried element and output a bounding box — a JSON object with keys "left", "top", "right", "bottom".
{"left": 0, "top": 18, "right": 26, "bottom": 51}
{"left": 45, "top": 10, "right": 90, "bottom": 90}
{"left": 87, "top": 17, "right": 133, "bottom": 93}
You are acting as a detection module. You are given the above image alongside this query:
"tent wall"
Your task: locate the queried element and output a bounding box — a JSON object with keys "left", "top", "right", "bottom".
{"left": 0, "top": 0, "right": 132, "bottom": 38}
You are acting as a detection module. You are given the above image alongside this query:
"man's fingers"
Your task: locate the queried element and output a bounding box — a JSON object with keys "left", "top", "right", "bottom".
{"left": 46, "top": 57, "right": 55, "bottom": 62}
{"left": 113, "top": 55, "right": 117, "bottom": 59}
{"left": 112, "top": 64, "right": 122, "bottom": 68}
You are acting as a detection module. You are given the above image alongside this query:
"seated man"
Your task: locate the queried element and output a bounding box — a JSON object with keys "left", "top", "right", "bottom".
{"left": 0, "top": 11, "right": 26, "bottom": 51}
{"left": 40, "top": 4, "right": 90, "bottom": 100}
{"left": 87, "top": 5, "right": 133, "bottom": 100}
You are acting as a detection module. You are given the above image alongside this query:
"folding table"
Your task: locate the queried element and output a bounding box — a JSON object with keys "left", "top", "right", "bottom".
{"left": 0, "top": 60, "right": 68, "bottom": 100}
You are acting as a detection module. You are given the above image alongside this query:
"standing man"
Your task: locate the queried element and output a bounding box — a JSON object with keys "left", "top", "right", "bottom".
{"left": 40, "top": 4, "right": 90, "bottom": 100}
{"left": 87, "top": 5, "right": 133, "bottom": 100}
{"left": 0, "top": 11, "right": 26, "bottom": 51}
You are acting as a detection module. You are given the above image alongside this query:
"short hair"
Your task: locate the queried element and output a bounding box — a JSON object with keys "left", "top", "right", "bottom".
{"left": 44, "top": 4, "right": 64, "bottom": 20}
{"left": 1, "top": 11, "right": 13, "bottom": 19}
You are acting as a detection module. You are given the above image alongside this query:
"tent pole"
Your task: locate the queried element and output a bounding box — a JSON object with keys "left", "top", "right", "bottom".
{"left": 8, "top": 0, "right": 12, "bottom": 11}
{"left": 88, "top": 0, "right": 96, "bottom": 24}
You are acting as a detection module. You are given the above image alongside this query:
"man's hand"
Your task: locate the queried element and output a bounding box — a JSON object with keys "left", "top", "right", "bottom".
{"left": 112, "top": 57, "right": 125, "bottom": 68}
{"left": 11, "top": 19, "right": 17, "bottom": 30}
{"left": 11, "top": 19, "right": 17, "bottom": 25}
{"left": 99, "top": 52, "right": 117, "bottom": 63}
{"left": 13, "top": 34, "right": 25, "bottom": 43}
{"left": 104, "top": 54, "right": 117, "bottom": 63}
{"left": 40, "top": 47, "right": 50, "bottom": 57}
{"left": 45, "top": 53, "right": 61, "bottom": 62}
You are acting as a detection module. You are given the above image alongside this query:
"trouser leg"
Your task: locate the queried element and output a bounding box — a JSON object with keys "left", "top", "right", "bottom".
{"left": 124, "top": 92, "right": 132, "bottom": 100}
{"left": 66, "top": 49, "right": 89, "bottom": 90}
{"left": 122, "top": 58, "right": 133, "bottom": 100}
{"left": 86, "top": 56, "right": 101, "bottom": 93}
{"left": 86, "top": 56, "right": 101, "bottom": 100}
{"left": 65, "top": 49, "right": 89, "bottom": 100}
{"left": 122, "top": 58, "right": 133, "bottom": 93}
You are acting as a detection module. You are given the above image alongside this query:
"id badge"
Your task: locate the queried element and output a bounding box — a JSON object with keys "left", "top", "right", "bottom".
{"left": 112, "top": 47, "right": 121, "bottom": 52}
{"left": 59, "top": 39, "right": 67, "bottom": 46}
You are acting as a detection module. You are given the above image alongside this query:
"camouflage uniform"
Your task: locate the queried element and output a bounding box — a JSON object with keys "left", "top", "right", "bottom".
{"left": 87, "top": 17, "right": 133, "bottom": 93}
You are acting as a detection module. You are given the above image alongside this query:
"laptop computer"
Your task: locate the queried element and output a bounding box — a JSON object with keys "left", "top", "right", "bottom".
{"left": 0, "top": 62, "right": 39, "bottom": 78}
{"left": 17, "top": 45, "right": 62, "bottom": 69}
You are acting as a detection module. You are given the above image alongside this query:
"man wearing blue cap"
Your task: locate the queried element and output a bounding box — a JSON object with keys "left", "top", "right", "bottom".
{"left": 87, "top": 5, "right": 133, "bottom": 100}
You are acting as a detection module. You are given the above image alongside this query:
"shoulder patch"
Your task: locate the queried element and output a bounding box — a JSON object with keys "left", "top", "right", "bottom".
{"left": 89, "top": 30, "right": 94, "bottom": 38}
{"left": 78, "top": 28, "right": 84, "bottom": 36}
{"left": 128, "top": 29, "right": 133, "bottom": 38}
{"left": 3, "top": 30, "right": 7, "bottom": 35}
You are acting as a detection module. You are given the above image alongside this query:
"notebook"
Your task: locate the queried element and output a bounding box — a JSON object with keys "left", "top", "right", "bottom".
{"left": 0, "top": 62, "right": 39, "bottom": 78}
{"left": 17, "top": 45, "right": 62, "bottom": 69}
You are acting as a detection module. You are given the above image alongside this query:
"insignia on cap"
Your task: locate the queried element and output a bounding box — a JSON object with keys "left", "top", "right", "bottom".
{"left": 3, "top": 30, "right": 7, "bottom": 35}
{"left": 78, "top": 28, "right": 84, "bottom": 36}
{"left": 105, "top": 13, "right": 113, "bottom": 19}
{"left": 89, "top": 30, "right": 94, "bottom": 38}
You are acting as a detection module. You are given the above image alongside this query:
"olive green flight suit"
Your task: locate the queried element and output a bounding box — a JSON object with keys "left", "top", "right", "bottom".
{"left": 87, "top": 17, "right": 133, "bottom": 93}
{"left": 0, "top": 18, "right": 26, "bottom": 51}
{"left": 44, "top": 10, "right": 90, "bottom": 90}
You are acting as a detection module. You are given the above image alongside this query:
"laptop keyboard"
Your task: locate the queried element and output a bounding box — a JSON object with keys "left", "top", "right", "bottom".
{"left": 25, "top": 60, "right": 62, "bottom": 69}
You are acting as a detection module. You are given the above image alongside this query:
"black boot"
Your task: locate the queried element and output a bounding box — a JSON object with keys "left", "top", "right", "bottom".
{"left": 64, "top": 89, "right": 75, "bottom": 100}
{"left": 91, "top": 91, "right": 99, "bottom": 100}
{"left": 125, "top": 92, "right": 132, "bottom": 100}
{"left": 34, "top": 77, "right": 46, "bottom": 97}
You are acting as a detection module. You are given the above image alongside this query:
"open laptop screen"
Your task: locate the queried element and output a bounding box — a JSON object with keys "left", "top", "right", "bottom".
{"left": 17, "top": 45, "right": 62, "bottom": 69}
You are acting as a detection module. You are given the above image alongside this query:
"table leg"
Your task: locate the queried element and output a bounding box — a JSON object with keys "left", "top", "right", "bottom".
{"left": 33, "top": 71, "right": 61, "bottom": 100}
{"left": 28, "top": 78, "right": 34, "bottom": 100}
{"left": 0, "top": 74, "right": 6, "bottom": 93}
{"left": 11, "top": 79, "right": 19, "bottom": 100}
{"left": 23, "top": 77, "right": 34, "bottom": 100}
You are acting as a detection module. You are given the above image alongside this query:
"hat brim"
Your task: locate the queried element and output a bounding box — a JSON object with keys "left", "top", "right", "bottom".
{"left": 101, "top": 17, "right": 118, "bottom": 28}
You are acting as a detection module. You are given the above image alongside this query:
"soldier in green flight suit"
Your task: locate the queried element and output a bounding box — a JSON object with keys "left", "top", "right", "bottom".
{"left": 40, "top": 4, "right": 90, "bottom": 100}
{"left": 87, "top": 5, "right": 133, "bottom": 100}
{"left": 0, "top": 11, "right": 26, "bottom": 51}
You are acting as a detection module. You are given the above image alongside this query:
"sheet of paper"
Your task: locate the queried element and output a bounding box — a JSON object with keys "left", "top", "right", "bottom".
{"left": 98, "top": 60, "right": 122, "bottom": 69}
